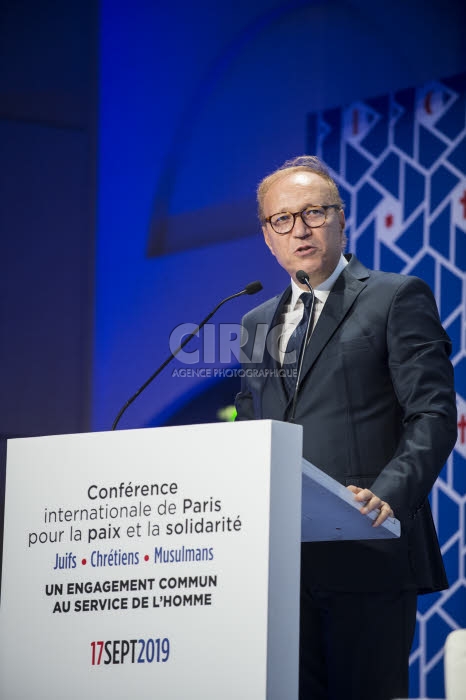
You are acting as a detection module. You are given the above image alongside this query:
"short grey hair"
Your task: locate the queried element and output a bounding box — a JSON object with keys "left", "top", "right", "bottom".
{"left": 257, "top": 155, "right": 345, "bottom": 223}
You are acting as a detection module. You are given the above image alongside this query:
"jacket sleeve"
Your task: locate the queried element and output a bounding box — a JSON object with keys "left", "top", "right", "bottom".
{"left": 370, "top": 276, "right": 457, "bottom": 526}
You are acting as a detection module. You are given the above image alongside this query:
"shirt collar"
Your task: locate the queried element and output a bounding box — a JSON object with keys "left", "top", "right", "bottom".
{"left": 289, "top": 254, "right": 348, "bottom": 307}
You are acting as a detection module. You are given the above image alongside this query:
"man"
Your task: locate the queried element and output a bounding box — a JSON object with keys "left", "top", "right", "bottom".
{"left": 235, "top": 156, "right": 457, "bottom": 700}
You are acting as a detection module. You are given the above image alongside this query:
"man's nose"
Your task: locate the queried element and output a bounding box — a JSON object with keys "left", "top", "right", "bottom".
{"left": 292, "top": 214, "right": 311, "bottom": 237}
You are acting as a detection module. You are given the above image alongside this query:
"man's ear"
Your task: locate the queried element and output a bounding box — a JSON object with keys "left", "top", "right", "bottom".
{"left": 262, "top": 226, "right": 275, "bottom": 257}
{"left": 338, "top": 210, "right": 347, "bottom": 250}
{"left": 338, "top": 208, "right": 346, "bottom": 233}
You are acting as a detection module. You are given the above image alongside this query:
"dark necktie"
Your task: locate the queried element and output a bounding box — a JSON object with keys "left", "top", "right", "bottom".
{"left": 283, "top": 292, "right": 314, "bottom": 398}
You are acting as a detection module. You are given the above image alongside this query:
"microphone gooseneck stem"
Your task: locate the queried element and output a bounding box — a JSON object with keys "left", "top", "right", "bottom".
{"left": 288, "top": 272, "right": 314, "bottom": 423}
{"left": 112, "top": 282, "right": 262, "bottom": 430}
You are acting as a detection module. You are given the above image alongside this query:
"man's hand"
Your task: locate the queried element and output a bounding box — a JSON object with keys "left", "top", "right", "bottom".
{"left": 346, "top": 485, "right": 394, "bottom": 527}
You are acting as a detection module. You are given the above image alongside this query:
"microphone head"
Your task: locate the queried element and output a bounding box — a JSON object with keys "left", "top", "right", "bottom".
{"left": 244, "top": 281, "right": 263, "bottom": 295}
{"left": 296, "top": 270, "right": 309, "bottom": 284}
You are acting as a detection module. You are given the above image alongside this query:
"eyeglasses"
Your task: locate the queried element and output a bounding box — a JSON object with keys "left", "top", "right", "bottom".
{"left": 264, "top": 204, "right": 340, "bottom": 234}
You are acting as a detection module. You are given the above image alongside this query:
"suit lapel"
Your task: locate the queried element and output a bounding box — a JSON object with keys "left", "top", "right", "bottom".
{"left": 262, "top": 286, "right": 291, "bottom": 409}
{"left": 297, "top": 257, "right": 370, "bottom": 385}
{"left": 255, "top": 256, "right": 370, "bottom": 417}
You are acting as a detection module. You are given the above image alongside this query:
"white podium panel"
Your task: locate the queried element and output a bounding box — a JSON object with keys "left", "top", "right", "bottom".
{"left": 0, "top": 421, "right": 303, "bottom": 700}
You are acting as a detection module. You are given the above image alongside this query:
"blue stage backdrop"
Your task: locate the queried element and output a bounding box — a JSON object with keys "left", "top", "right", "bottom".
{"left": 94, "top": 0, "right": 466, "bottom": 438}
{"left": 307, "top": 72, "right": 466, "bottom": 698}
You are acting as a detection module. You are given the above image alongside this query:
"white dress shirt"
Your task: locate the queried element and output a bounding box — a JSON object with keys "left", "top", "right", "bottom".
{"left": 278, "top": 255, "right": 348, "bottom": 365}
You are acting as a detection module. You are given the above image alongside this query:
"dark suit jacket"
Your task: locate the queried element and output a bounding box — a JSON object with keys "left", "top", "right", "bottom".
{"left": 235, "top": 255, "right": 457, "bottom": 593}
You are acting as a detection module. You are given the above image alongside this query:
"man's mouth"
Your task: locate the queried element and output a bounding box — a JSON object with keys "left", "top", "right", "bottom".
{"left": 294, "top": 244, "right": 315, "bottom": 255}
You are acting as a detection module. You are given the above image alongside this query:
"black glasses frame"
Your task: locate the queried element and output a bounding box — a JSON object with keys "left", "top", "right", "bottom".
{"left": 264, "top": 204, "right": 340, "bottom": 234}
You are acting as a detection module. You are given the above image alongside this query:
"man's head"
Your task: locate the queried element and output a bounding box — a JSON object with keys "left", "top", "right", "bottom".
{"left": 258, "top": 156, "right": 346, "bottom": 288}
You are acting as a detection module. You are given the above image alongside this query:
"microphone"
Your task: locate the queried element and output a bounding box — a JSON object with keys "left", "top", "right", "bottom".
{"left": 112, "top": 281, "right": 263, "bottom": 430}
{"left": 296, "top": 269, "right": 313, "bottom": 293}
{"left": 288, "top": 270, "right": 315, "bottom": 423}
{"left": 244, "top": 281, "right": 263, "bottom": 295}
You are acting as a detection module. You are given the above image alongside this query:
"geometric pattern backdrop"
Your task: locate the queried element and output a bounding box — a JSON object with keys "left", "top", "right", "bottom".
{"left": 308, "top": 72, "right": 466, "bottom": 698}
